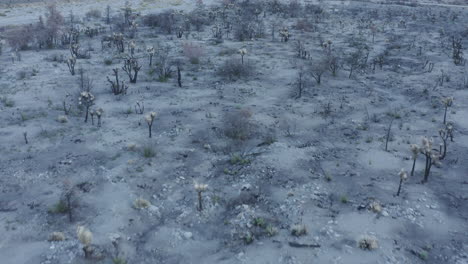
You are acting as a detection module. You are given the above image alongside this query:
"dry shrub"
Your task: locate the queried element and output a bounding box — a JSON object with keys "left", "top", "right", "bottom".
{"left": 6, "top": 25, "right": 34, "bottom": 50}
{"left": 142, "top": 10, "right": 176, "bottom": 34}
{"left": 182, "top": 42, "right": 204, "bottom": 64}
{"left": 294, "top": 19, "right": 315, "bottom": 32}
{"left": 217, "top": 59, "right": 255, "bottom": 81}
{"left": 86, "top": 9, "right": 102, "bottom": 19}
{"left": 223, "top": 108, "right": 254, "bottom": 141}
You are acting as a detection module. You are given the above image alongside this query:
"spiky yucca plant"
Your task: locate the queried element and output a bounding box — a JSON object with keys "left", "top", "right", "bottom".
{"left": 442, "top": 96, "right": 453, "bottom": 124}
{"left": 145, "top": 112, "right": 156, "bottom": 138}
{"left": 238, "top": 48, "right": 247, "bottom": 65}
{"left": 78, "top": 91, "right": 95, "bottom": 123}
{"left": 194, "top": 182, "right": 208, "bottom": 211}
{"left": 420, "top": 137, "right": 440, "bottom": 183}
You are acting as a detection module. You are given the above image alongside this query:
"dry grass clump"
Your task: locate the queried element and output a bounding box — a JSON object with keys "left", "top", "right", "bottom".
{"left": 133, "top": 198, "right": 151, "bottom": 209}
{"left": 291, "top": 224, "right": 307, "bottom": 236}
{"left": 57, "top": 115, "right": 68, "bottom": 123}
{"left": 77, "top": 225, "right": 94, "bottom": 258}
{"left": 369, "top": 201, "right": 382, "bottom": 213}
{"left": 77, "top": 226, "right": 92, "bottom": 245}
{"left": 223, "top": 108, "right": 254, "bottom": 141}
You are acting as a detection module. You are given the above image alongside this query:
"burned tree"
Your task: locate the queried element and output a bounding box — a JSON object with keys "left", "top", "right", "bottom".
{"left": 147, "top": 46, "right": 155, "bottom": 67}
{"left": 107, "top": 69, "right": 128, "bottom": 95}
{"left": 295, "top": 66, "right": 306, "bottom": 99}
{"left": 420, "top": 137, "right": 440, "bottom": 183}
{"left": 309, "top": 58, "right": 328, "bottom": 85}
{"left": 145, "top": 112, "right": 156, "bottom": 138}
{"left": 66, "top": 56, "right": 76, "bottom": 75}
{"left": 452, "top": 36, "right": 465, "bottom": 65}
{"left": 122, "top": 56, "right": 142, "bottom": 83}
{"left": 78, "top": 91, "right": 95, "bottom": 123}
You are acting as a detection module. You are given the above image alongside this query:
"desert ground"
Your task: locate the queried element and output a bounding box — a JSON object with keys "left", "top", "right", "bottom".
{"left": 0, "top": 0, "right": 467, "bottom": 263}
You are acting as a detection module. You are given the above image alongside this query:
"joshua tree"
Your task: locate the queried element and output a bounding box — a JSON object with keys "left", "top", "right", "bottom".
{"left": 396, "top": 169, "right": 407, "bottom": 196}
{"left": 23, "top": 131, "right": 28, "bottom": 144}
{"left": 112, "top": 33, "right": 125, "bottom": 53}
{"left": 175, "top": 26, "right": 184, "bottom": 38}
{"left": 385, "top": 116, "right": 395, "bottom": 151}
{"left": 63, "top": 96, "right": 72, "bottom": 115}
{"left": 145, "top": 112, "right": 156, "bottom": 138}
{"left": 78, "top": 91, "right": 95, "bottom": 123}
{"left": 77, "top": 226, "right": 93, "bottom": 258}
{"left": 279, "top": 28, "right": 290, "bottom": 42}
{"left": 155, "top": 45, "right": 173, "bottom": 81}
{"left": 194, "top": 182, "right": 208, "bottom": 211}
{"left": 147, "top": 46, "right": 155, "bottom": 66}
{"left": 78, "top": 68, "right": 93, "bottom": 92}
{"left": 346, "top": 48, "right": 368, "bottom": 79}
{"left": 327, "top": 54, "right": 339, "bottom": 76}
{"left": 294, "top": 40, "right": 309, "bottom": 59}
{"left": 122, "top": 56, "right": 141, "bottom": 83}
{"left": 447, "top": 123, "right": 454, "bottom": 142}
{"left": 322, "top": 40, "right": 332, "bottom": 55}
{"left": 410, "top": 144, "right": 419, "bottom": 176}
{"left": 438, "top": 124, "right": 453, "bottom": 160}
{"left": 442, "top": 96, "right": 453, "bottom": 124}
{"left": 420, "top": 137, "right": 440, "bottom": 183}
{"left": 106, "top": 5, "right": 111, "bottom": 24}
{"left": 107, "top": 69, "right": 128, "bottom": 95}
{"left": 66, "top": 56, "right": 77, "bottom": 75}
{"left": 63, "top": 180, "right": 74, "bottom": 222}
{"left": 134, "top": 101, "right": 144, "bottom": 114}
{"left": 70, "top": 43, "right": 79, "bottom": 57}
{"left": 452, "top": 36, "right": 464, "bottom": 65}
{"left": 239, "top": 48, "right": 247, "bottom": 65}
{"left": 89, "top": 109, "right": 95, "bottom": 125}
{"left": 129, "top": 21, "right": 138, "bottom": 39}
{"left": 177, "top": 65, "right": 182, "bottom": 87}
{"left": 95, "top": 108, "right": 103, "bottom": 127}
{"left": 295, "top": 66, "right": 306, "bottom": 99}
{"left": 128, "top": 41, "right": 136, "bottom": 55}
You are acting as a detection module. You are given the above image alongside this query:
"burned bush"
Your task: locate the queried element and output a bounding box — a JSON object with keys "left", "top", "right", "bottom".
{"left": 217, "top": 59, "right": 255, "bottom": 81}
{"left": 223, "top": 108, "right": 254, "bottom": 141}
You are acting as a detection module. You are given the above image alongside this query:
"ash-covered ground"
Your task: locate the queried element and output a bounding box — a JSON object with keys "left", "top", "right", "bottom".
{"left": 0, "top": 0, "right": 467, "bottom": 263}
